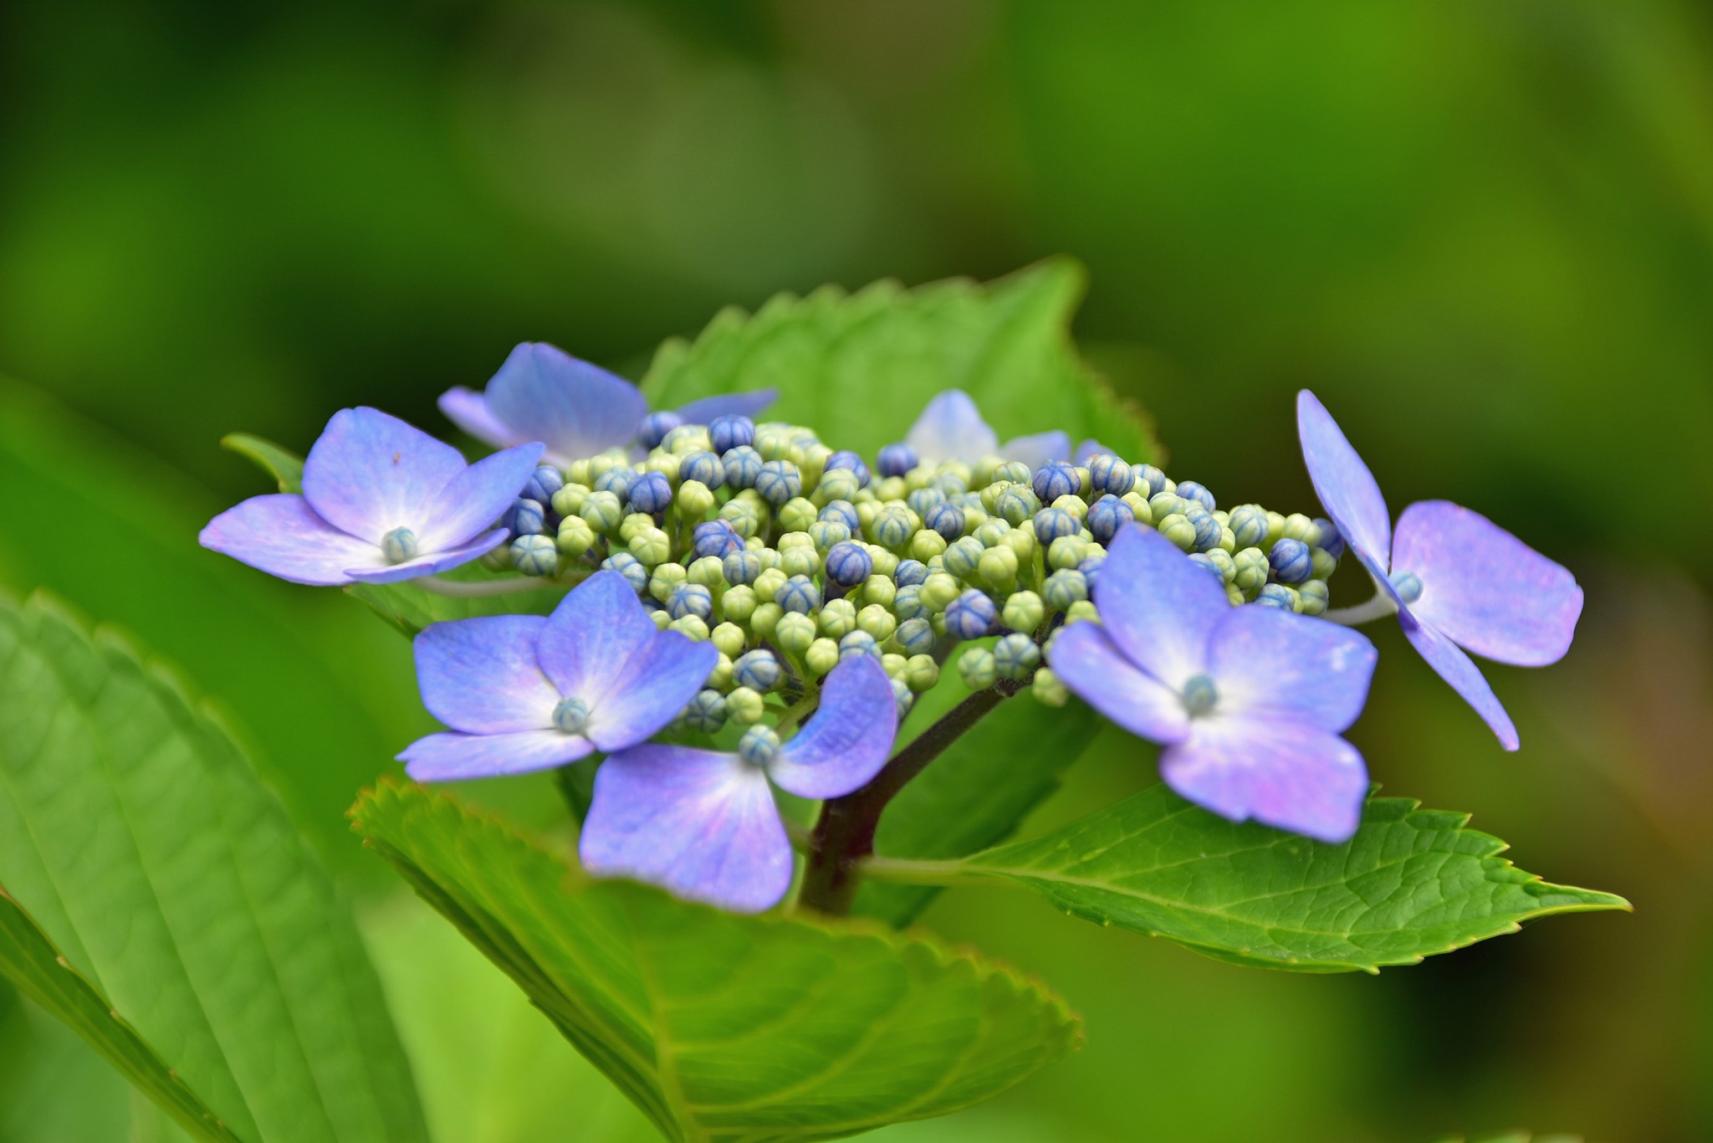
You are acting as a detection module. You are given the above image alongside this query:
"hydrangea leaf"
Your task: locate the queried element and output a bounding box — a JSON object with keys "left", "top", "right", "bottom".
{"left": 220, "top": 432, "right": 305, "bottom": 492}
{"left": 0, "top": 594, "right": 429, "bottom": 1141}
{"left": 351, "top": 782, "right": 1081, "bottom": 1142}
{"left": 853, "top": 686, "right": 1103, "bottom": 927}
{"left": 885, "top": 785, "right": 1628, "bottom": 973}
{"left": 641, "top": 258, "right": 1163, "bottom": 463}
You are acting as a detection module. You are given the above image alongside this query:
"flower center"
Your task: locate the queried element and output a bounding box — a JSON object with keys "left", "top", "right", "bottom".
{"left": 1181, "top": 674, "right": 1219, "bottom": 718}
{"left": 738, "top": 725, "right": 780, "bottom": 768}
{"left": 552, "top": 696, "right": 591, "bottom": 735}
{"left": 1389, "top": 569, "right": 1423, "bottom": 604}
{"left": 381, "top": 527, "right": 419, "bottom": 565}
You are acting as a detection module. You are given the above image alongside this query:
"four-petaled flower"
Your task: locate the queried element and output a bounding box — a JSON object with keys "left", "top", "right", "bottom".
{"left": 905, "top": 390, "right": 1082, "bottom": 471}
{"left": 439, "top": 341, "right": 776, "bottom": 464}
{"left": 200, "top": 407, "right": 543, "bottom": 586}
{"left": 580, "top": 655, "right": 899, "bottom": 912}
{"left": 1297, "top": 391, "right": 1583, "bottom": 750}
{"left": 399, "top": 571, "right": 717, "bottom": 780}
{"left": 1049, "top": 525, "right": 1378, "bottom": 842}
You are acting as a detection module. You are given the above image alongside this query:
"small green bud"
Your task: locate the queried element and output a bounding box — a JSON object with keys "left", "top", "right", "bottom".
{"left": 1003, "top": 590, "right": 1045, "bottom": 633}
{"left": 725, "top": 686, "right": 766, "bottom": 726}
{"left": 711, "top": 622, "right": 746, "bottom": 658}
{"left": 1074, "top": 465, "right": 1093, "bottom": 498}
{"left": 721, "top": 585, "right": 758, "bottom": 624}
{"left": 1121, "top": 491, "right": 1153, "bottom": 526}
{"left": 772, "top": 608, "right": 813, "bottom": 652}
{"left": 1048, "top": 535, "right": 1087, "bottom": 570}
{"left": 974, "top": 519, "right": 1012, "bottom": 547}
{"left": 779, "top": 497, "right": 818, "bottom": 533}
{"left": 809, "top": 520, "right": 851, "bottom": 552}
{"left": 880, "top": 652, "right": 908, "bottom": 679}
{"left": 780, "top": 546, "right": 820, "bottom": 578}
{"left": 687, "top": 555, "right": 726, "bottom": 589}
{"left": 1298, "top": 579, "right": 1330, "bottom": 616}
{"left": 753, "top": 567, "right": 788, "bottom": 601}
{"left": 995, "top": 486, "right": 1039, "bottom": 525}
{"left": 862, "top": 574, "right": 896, "bottom": 608}
{"left": 921, "top": 572, "right": 961, "bottom": 611}
{"left": 566, "top": 459, "right": 593, "bottom": 485}
{"left": 1265, "top": 510, "right": 1287, "bottom": 548}
{"left": 707, "top": 653, "right": 734, "bottom": 690}
{"left": 1149, "top": 492, "right": 1184, "bottom": 521}
{"left": 958, "top": 647, "right": 998, "bottom": 690}
{"left": 512, "top": 535, "right": 558, "bottom": 577}
{"left": 1311, "top": 546, "right": 1337, "bottom": 580}
{"left": 580, "top": 490, "right": 624, "bottom": 535}
{"left": 814, "top": 468, "right": 861, "bottom": 505}
{"left": 806, "top": 637, "right": 840, "bottom": 677}
{"left": 480, "top": 544, "right": 513, "bottom": 572}
{"left": 904, "top": 654, "right": 940, "bottom": 692}
{"left": 555, "top": 515, "right": 597, "bottom": 556}
{"left": 1031, "top": 667, "right": 1069, "bottom": 707}
{"left": 629, "top": 527, "right": 672, "bottom": 567}
{"left": 648, "top": 562, "right": 688, "bottom": 603}
{"left": 858, "top": 604, "right": 896, "bottom": 643}
{"left": 1051, "top": 494, "right": 1088, "bottom": 521}
{"left": 618, "top": 512, "right": 653, "bottom": 544}
{"left": 752, "top": 601, "right": 785, "bottom": 640}
{"left": 1066, "top": 599, "right": 1100, "bottom": 624}
{"left": 668, "top": 615, "right": 709, "bottom": 642}
{"left": 909, "top": 529, "right": 949, "bottom": 563}
{"left": 1201, "top": 547, "right": 1236, "bottom": 583}
{"left": 993, "top": 633, "right": 1040, "bottom": 680}
{"left": 550, "top": 482, "right": 590, "bottom": 517}
{"left": 1226, "top": 582, "right": 1246, "bottom": 606}
{"left": 645, "top": 452, "right": 681, "bottom": 483}
{"left": 754, "top": 545, "right": 782, "bottom": 572}
{"left": 1002, "top": 527, "right": 1036, "bottom": 563}
{"left": 1158, "top": 513, "right": 1197, "bottom": 552}
{"left": 978, "top": 545, "right": 1019, "bottom": 591}
{"left": 1283, "top": 512, "right": 1318, "bottom": 544}
{"left": 818, "top": 598, "right": 857, "bottom": 639}
{"left": 676, "top": 479, "right": 715, "bottom": 518}
{"left": 1233, "top": 547, "right": 1270, "bottom": 597}
{"left": 649, "top": 608, "right": 671, "bottom": 631}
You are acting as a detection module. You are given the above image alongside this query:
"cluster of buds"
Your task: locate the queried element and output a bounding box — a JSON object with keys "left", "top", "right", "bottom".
{"left": 480, "top": 412, "right": 1345, "bottom": 729}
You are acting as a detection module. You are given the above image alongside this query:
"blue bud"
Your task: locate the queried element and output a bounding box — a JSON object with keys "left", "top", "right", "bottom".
{"left": 709, "top": 414, "right": 756, "bottom": 454}
{"left": 837, "top": 630, "right": 880, "bottom": 661}
{"left": 1077, "top": 554, "right": 1106, "bottom": 592}
{"left": 824, "top": 450, "right": 872, "bottom": 487}
{"left": 893, "top": 584, "right": 927, "bottom": 621}
{"left": 595, "top": 466, "right": 637, "bottom": 498}
{"left": 1033, "top": 506, "right": 1078, "bottom": 545}
{"left": 511, "top": 534, "right": 558, "bottom": 576}
{"left": 942, "top": 536, "right": 985, "bottom": 579}
{"left": 680, "top": 451, "right": 725, "bottom": 489}
{"left": 1032, "top": 461, "right": 1079, "bottom": 504}
{"left": 994, "top": 633, "right": 1041, "bottom": 681}
{"left": 637, "top": 411, "right": 684, "bottom": 449}
{"left": 888, "top": 560, "right": 924, "bottom": 588}
{"left": 738, "top": 724, "right": 780, "bottom": 767}
{"left": 1176, "top": 481, "right": 1216, "bottom": 513}
{"left": 1187, "top": 552, "right": 1226, "bottom": 583}
{"left": 1043, "top": 569, "right": 1089, "bottom": 611}
{"left": 678, "top": 689, "right": 726, "bottom": 733}
{"left": 906, "top": 486, "right": 946, "bottom": 517}
{"left": 601, "top": 551, "right": 649, "bottom": 593}
{"left": 1314, "top": 517, "right": 1345, "bottom": 559}
{"left": 890, "top": 676, "right": 915, "bottom": 718}
{"left": 1181, "top": 674, "right": 1219, "bottom": 715}
{"left": 755, "top": 460, "right": 803, "bottom": 507}
{"left": 1389, "top": 569, "right": 1423, "bottom": 604}
{"left": 667, "top": 582, "right": 714, "bottom": 622}
{"left": 722, "top": 548, "right": 762, "bottom": 586}
{"left": 1229, "top": 504, "right": 1270, "bottom": 549}
{"left": 945, "top": 589, "right": 998, "bottom": 640}
{"left": 993, "top": 460, "right": 1032, "bottom": 486}
{"left": 873, "top": 508, "right": 915, "bottom": 550}
{"left": 733, "top": 649, "right": 783, "bottom": 692}
{"left": 895, "top": 616, "right": 935, "bottom": 655}
{"left": 1255, "top": 583, "right": 1298, "bottom": 610}
{"left": 925, "top": 501, "right": 966, "bottom": 541}
{"left": 1135, "top": 464, "right": 1168, "bottom": 497}
{"left": 877, "top": 443, "right": 918, "bottom": 478}
{"left": 628, "top": 471, "right": 673, "bottom": 515}
{"left": 721, "top": 446, "right": 763, "bottom": 489}
{"left": 552, "top": 696, "right": 591, "bottom": 734}
{"left": 507, "top": 498, "right": 548, "bottom": 536}
{"left": 775, "top": 574, "right": 822, "bottom": 614}
{"left": 692, "top": 519, "right": 743, "bottom": 561}
{"left": 381, "top": 526, "right": 419, "bottom": 564}
{"left": 1189, "top": 510, "right": 1223, "bottom": 552}
{"left": 1269, "top": 538, "right": 1313, "bottom": 584}
{"left": 1086, "top": 494, "right": 1134, "bottom": 543}
{"left": 819, "top": 499, "right": 859, "bottom": 531}
{"left": 522, "top": 465, "right": 564, "bottom": 505}
{"left": 825, "top": 540, "right": 873, "bottom": 587}
{"left": 1087, "top": 454, "right": 1135, "bottom": 497}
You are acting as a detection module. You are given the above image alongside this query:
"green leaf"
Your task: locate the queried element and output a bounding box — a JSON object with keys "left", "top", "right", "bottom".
{"left": 0, "top": 888, "right": 235, "bottom": 1140}
{"left": 893, "top": 785, "right": 1629, "bottom": 974}
{"left": 352, "top": 782, "right": 1081, "bottom": 1142}
{"left": 853, "top": 688, "right": 1103, "bottom": 928}
{"left": 220, "top": 432, "right": 304, "bottom": 492}
{"left": 642, "top": 259, "right": 1162, "bottom": 463}
{"left": 0, "top": 594, "right": 429, "bottom": 1141}
{"left": 345, "top": 578, "right": 569, "bottom": 639}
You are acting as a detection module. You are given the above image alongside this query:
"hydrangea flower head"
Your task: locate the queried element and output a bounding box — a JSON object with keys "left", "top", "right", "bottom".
{"left": 439, "top": 341, "right": 775, "bottom": 464}
{"left": 200, "top": 407, "right": 543, "bottom": 586}
{"left": 580, "top": 655, "right": 899, "bottom": 912}
{"left": 399, "top": 570, "right": 717, "bottom": 780}
{"left": 1297, "top": 391, "right": 1583, "bottom": 749}
{"left": 1049, "top": 525, "right": 1377, "bottom": 842}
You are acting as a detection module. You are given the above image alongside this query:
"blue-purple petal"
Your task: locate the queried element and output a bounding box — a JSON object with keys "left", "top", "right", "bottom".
{"left": 438, "top": 386, "right": 528, "bottom": 450}
{"left": 199, "top": 493, "right": 380, "bottom": 585}
{"left": 1296, "top": 391, "right": 1393, "bottom": 572}
{"left": 905, "top": 389, "right": 1000, "bottom": 464}
{"left": 412, "top": 615, "right": 556, "bottom": 734}
{"left": 344, "top": 528, "right": 510, "bottom": 584}
{"left": 1392, "top": 500, "right": 1583, "bottom": 667}
{"left": 1207, "top": 607, "right": 1377, "bottom": 734}
{"left": 673, "top": 390, "right": 777, "bottom": 426}
{"left": 768, "top": 656, "right": 898, "bottom": 799}
{"left": 1073, "top": 438, "right": 1113, "bottom": 466}
{"left": 420, "top": 442, "right": 545, "bottom": 551}
{"left": 484, "top": 342, "right": 648, "bottom": 462}
{"left": 585, "top": 632, "right": 719, "bottom": 753}
{"left": 301, "top": 407, "right": 467, "bottom": 544}
{"left": 1047, "top": 622, "right": 1191, "bottom": 744}
{"left": 536, "top": 571, "right": 662, "bottom": 704}
{"left": 999, "top": 430, "right": 1073, "bottom": 471}
{"left": 1161, "top": 715, "right": 1369, "bottom": 843}
{"left": 1399, "top": 612, "right": 1520, "bottom": 750}
{"left": 580, "top": 745, "right": 793, "bottom": 913}
{"left": 399, "top": 729, "right": 594, "bottom": 782}
{"left": 1093, "top": 525, "right": 1230, "bottom": 688}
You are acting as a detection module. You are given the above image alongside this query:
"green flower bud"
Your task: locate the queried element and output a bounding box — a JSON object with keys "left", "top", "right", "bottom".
{"left": 480, "top": 544, "right": 513, "bottom": 572}
{"left": 725, "top": 686, "right": 766, "bottom": 726}
{"left": 1003, "top": 590, "right": 1045, "bottom": 633}
{"left": 973, "top": 519, "right": 1012, "bottom": 547}
{"left": 806, "top": 637, "right": 840, "bottom": 677}
{"left": 512, "top": 535, "right": 558, "bottom": 577}
{"left": 687, "top": 555, "right": 726, "bottom": 589}
{"left": 958, "top": 647, "right": 998, "bottom": 690}
{"left": 856, "top": 499, "right": 883, "bottom": 529}
{"left": 771, "top": 608, "right": 812, "bottom": 651}
{"left": 550, "top": 482, "right": 590, "bottom": 517}
{"left": 752, "top": 601, "right": 785, "bottom": 641}
{"left": 618, "top": 513, "right": 653, "bottom": 544}
{"left": 645, "top": 452, "right": 682, "bottom": 483}
{"left": 754, "top": 544, "right": 782, "bottom": 572}
{"left": 1226, "top": 582, "right": 1246, "bottom": 606}
{"left": 754, "top": 567, "right": 788, "bottom": 601}
{"left": 707, "top": 652, "right": 734, "bottom": 690}
{"left": 1283, "top": 512, "right": 1318, "bottom": 544}
{"left": 712, "top": 622, "right": 747, "bottom": 658}
{"left": 1048, "top": 535, "right": 1087, "bottom": 570}
{"left": 629, "top": 527, "right": 672, "bottom": 567}
{"left": 867, "top": 545, "right": 899, "bottom": 578}
{"left": 1074, "top": 465, "right": 1093, "bottom": 498}
{"left": 809, "top": 520, "right": 851, "bottom": 552}
{"left": 1066, "top": 599, "right": 1100, "bottom": 625}
{"left": 939, "top": 536, "right": 981, "bottom": 579}
{"left": 648, "top": 563, "right": 688, "bottom": 603}
{"left": 799, "top": 444, "right": 832, "bottom": 486}
{"left": 875, "top": 476, "right": 908, "bottom": 501}
{"left": 580, "top": 490, "right": 624, "bottom": 535}
{"left": 720, "top": 585, "right": 758, "bottom": 624}
{"left": 880, "top": 652, "right": 908, "bottom": 679}
{"left": 1218, "top": 525, "right": 1237, "bottom": 554}
{"left": 781, "top": 546, "right": 820, "bottom": 578}
{"left": 1149, "top": 492, "right": 1184, "bottom": 521}
{"left": 978, "top": 545, "right": 1019, "bottom": 591}
{"left": 555, "top": 515, "right": 597, "bottom": 556}
{"left": 921, "top": 572, "right": 961, "bottom": 611}
{"left": 777, "top": 530, "right": 814, "bottom": 552}
{"left": 666, "top": 425, "right": 712, "bottom": 456}
{"left": 818, "top": 598, "right": 857, "bottom": 639}
{"left": 1001, "top": 527, "right": 1036, "bottom": 563}
{"left": 676, "top": 479, "right": 715, "bottom": 518}
{"left": 1311, "top": 546, "right": 1337, "bottom": 580}
{"left": 1201, "top": 547, "right": 1236, "bottom": 583}
{"left": 994, "top": 633, "right": 1040, "bottom": 681}
{"left": 858, "top": 604, "right": 897, "bottom": 643}
{"left": 649, "top": 608, "right": 671, "bottom": 631}
{"left": 814, "top": 468, "right": 861, "bottom": 506}
{"left": 1157, "top": 513, "right": 1197, "bottom": 552}
{"left": 669, "top": 614, "right": 709, "bottom": 642}
{"left": 779, "top": 497, "right": 818, "bottom": 534}
{"left": 1298, "top": 579, "right": 1330, "bottom": 616}
{"left": 1265, "top": 510, "right": 1287, "bottom": 548}
{"left": 904, "top": 654, "right": 940, "bottom": 693}
{"left": 1031, "top": 667, "right": 1069, "bottom": 707}
{"left": 566, "top": 459, "right": 593, "bottom": 486}
{"left": 862, "top": 574, "right": 896, "bottom": 608}
{"left": 1232, "top": 547, "right": 1270, "bottom": 598}
{"left": 995, "top": 486, "right": 1039, "bottom": 526}
{"left": 1051, "top": 494, "right": 1088, "bottom": 521}
{"left": 909, "top": 529, "right": 949, "bottom": 563}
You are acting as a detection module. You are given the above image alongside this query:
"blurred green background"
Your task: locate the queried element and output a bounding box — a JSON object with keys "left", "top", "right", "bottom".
{"left": 3, "top": 1, "right": 1710, "bottom": 1140}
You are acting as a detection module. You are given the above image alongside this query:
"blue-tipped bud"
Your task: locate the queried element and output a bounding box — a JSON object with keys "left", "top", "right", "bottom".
{"left": 680, "top": 451, "right": 725, "bottom": 489}
{"left": 877, "top": 443, "right": 918, "bottom": 478}
{"left": 1229, "top": 504, "right": 1270, "bottom": 549}
{"left": 994, "top": 633, "right": 1041, "bottom": 681}
{"left": 893, "top": 583, "right": 926, "bottom": 621}
{"left": 637, "top": 411, "right": 684, "bottom": 449}
{"left": 721, "top": 549, "right": 761, "bottom": 587}
{"left": 1032, "top": 461, "right": 1079, "bottom": 504}
{"left": 775, "top": 575, "right": 821, "bottom": 614}
{"left": 692, "top": 519, "right": 744, "bottom": 560}
{"left": 1087, "top": 454, "right": 1136, "bottom": 497}
{"left": 595, "top": 466, "right": 638, "bottom": 498}
{"left": 1176, "top": 481, "right": 1216, "bottom": 513}
{"left": 819, "top": 500, "right": 860, "bottom": 531}
{"left": 1086, "top": 495, "right": 1134, "bottom": 543}
{"left": 680, "top": 689, "right": 726, "bottom": 733}
{"left": 381, "top": 526, "right": 419, "bottom": 565}
{"left": 906, "top": 486, "right": 946, "bottom": 519}
{"left": 667, "top": 583, "right": 714, "bottom": 622}
{"left": 507, "top": 498, "right": 547, "bottom": 537}
{"left": 733, "top": 649, "right": 783, "bottom": 693}
{"left": 824, "top": 540, "right": 873, "bottom": 587}
{"left": 522, "top": 465, "right": 564, "bottom": 505}
{"left": 709, "top": 414, "right": 756, "bottom": 454}
{"left": 1389, "top": 569, "right": 1423, "bottom": 604}
{"left": 945, "top": 589, "right": 998, "bottom": 640}
{"left": 601, "top": 551, "right": 649, "bottom": 593}
{"left": 890, "top": 676, "right": 915, "bottom": 718}
{"left": 1032, "top": 506, "right": 1078, "bottom": 546}
{"left": 1314, "top": 517, "right": 1345, "bottom": 559}
{"left": 1043, "top": 568, "right": 1089, "bottom": 611}
{"left": 1188, "top": 510, "right": 1223, "bottom": 552}
{"left": 925, "top": 501, "right": 966, "bottom": 541}
{"left": 995, "top": 486, "right": 1038, "bottom": 525}
{"left": 628, "top": 471, "right": 673, "bottom": 515}
{"left": 720, "top": 446, "right": 763, "bottom": 489}
{"left": 552, "top": 696, "right": 592, "bottom": 735}
{"left": 872, "top": 507, "right": 916, "bottom": 551}
{"left": 1187, "top": 552, "right": 1226, "bottom": 583}
{"left": 512, "top": 534, "right": 559, "bottom": 577}
{"left": 893, "top": 559, "right": 929, "bottom": 587}
{"left": 838, "top": 630, "right": 880, "bottom": 662}
{"left": 824, "top": 449, "right": 871, "bottom": 487}
{"left": 958, "top": 646, "right": 998, "bottom": 690}
{"left": 940, "top": 536, "right": 984, "bottom": 580}
{"left": 894, "top": 616, "right": 935, "bottom": 655}
{"left": 1077, "top": 553, "right": 1106, "bottom": 592}
{"left": 738, "top": 725, "right": 780, "bottom": 768}
{"left": 1269, "top": 538, "right": 1313, "bottom": 584}
{"left": 1135, "top": 464, "right": 1168, "bottom": 497}
{"left": 755, "top": 460, "right": 803, "bottom": 507}
{"left": 1255, "top": 583, "right": 1300, "bottom": 611}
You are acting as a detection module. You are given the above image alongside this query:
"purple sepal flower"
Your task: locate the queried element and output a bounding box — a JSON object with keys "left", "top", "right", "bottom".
{"left": 580, "top": 655, "right": 898, "bottom": 913}
{"left": 440, "top": 342, "right": 774, "bottom": 463}
{"left": 904, "top": 390, "right": 1071, "bottom": 470}
{"left": 1049, "top": 526, "right": 1377, "bottom": 842}
{"left": 200, "top": 407, "right": 543, "bottom": 586}
{"left": 397, "top": 571, "right": 717, "bottom": 781}
{"left": 1297, "top": 391, "right": 1583, "bottom": 750}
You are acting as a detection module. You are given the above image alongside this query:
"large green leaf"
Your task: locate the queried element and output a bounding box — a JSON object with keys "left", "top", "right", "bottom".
{"left": 641, "top": 259, "right": 1162, "bottom": 463}
{"left": 0, "top": 594, "right": 428, "bottom": 1141}
{"left": 871, "top": 786, "right": 1628, "bottom": 974}
{"left": 352, "top": 782, "right": 1081, "bottom": 1142}
{"left": 221, "top": 432, "right": 305, "bottom": 492}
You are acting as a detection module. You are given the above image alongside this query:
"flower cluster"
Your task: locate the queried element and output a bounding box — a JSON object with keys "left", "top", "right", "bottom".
{"left": 200, "top": 339, "right": 1584, "bottom": 914}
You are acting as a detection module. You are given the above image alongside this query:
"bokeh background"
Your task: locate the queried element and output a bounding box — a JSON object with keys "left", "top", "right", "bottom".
{"left": 3, "top": 2, "right": 1710, "bottom": 1140}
